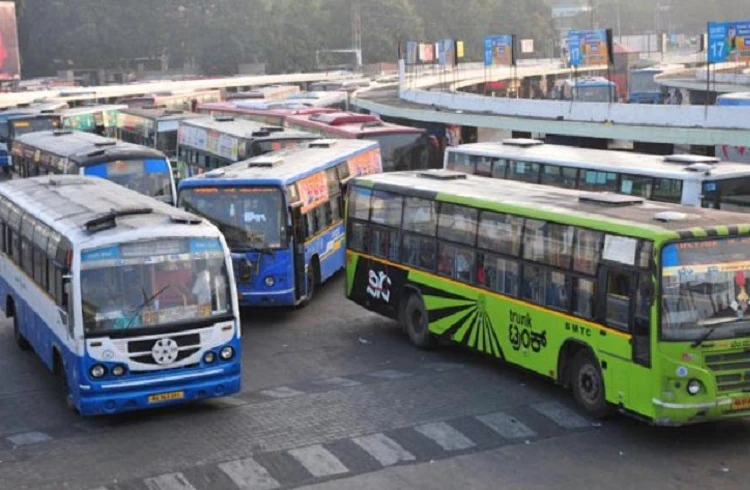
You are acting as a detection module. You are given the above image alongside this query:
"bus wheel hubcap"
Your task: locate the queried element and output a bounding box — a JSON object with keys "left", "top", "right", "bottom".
{"left": 411, "top": 310, "right": 424, "bottom": 334}
{"left": 579, "top": 365, "right": 600, "bottom": 403}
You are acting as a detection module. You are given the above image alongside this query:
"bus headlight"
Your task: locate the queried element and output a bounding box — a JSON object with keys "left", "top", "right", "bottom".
{"left": 220, "top": 346, "right": 234, "bottom": 360}
{"left": 687, "top": 379, "right": 702, "bottom": 396}
{"left": 90, "top": 365, "right": 106, "bottom": 379}
{"left": 265, "top": 276, "right": 275, "bottom": 287}
{"left": 112, "top": 365, "right": 125, "bottom": 377}
{"left": 203, "top": 351, "right": 216, "bottom": 364}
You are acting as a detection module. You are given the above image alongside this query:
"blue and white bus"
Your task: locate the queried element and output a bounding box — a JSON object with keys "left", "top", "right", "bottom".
{"left": 551, "top": 77, "right": 618, "bottom": 103}
{"left": 0, "top": 176, "right": 241, "bottom": 415}
{"left": 179, "top": 139, "right": 383, "bottom": 306}
{"left": 12, "top": 130, "right": 177, "bottom": 205}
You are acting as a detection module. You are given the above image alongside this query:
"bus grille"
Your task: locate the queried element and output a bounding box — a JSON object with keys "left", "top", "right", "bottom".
{"left": 706, "top": 350, "right": 750, "bottom": 394}
{"left": 127, "top": 333, "right": 201, "bottom": 366}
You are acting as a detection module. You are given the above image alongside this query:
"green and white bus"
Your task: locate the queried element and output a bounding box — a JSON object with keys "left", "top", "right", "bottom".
{"left": 345, "top": 169, "right": 750, "bottom": 425}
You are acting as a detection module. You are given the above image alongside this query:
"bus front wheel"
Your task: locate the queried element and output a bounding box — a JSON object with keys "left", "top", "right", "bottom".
{"left": 403, "top": 293, "right": 435, "bottom": 350}
{"left": 571, "top": 350, "right": 611, "bottom": 419}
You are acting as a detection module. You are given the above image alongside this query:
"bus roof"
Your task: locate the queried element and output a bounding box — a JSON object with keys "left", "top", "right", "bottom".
{"left": 120, "top": 106, "right": 195, "bottom": 121}
{"left": 180, "top": 116, "right": 315, "bottom": 141}
{"left": 353, "top": 170, "right": 750, "bottom": 239}
{"left": 0, "top": 175, "right": 212, "bottom": 247}
{"left": 449, "top": 140, "right": 750, "bottom": 180}
{"left": 60, "top": 104, "right": 128, "bottom": 117}
{"left": 14, "top": 130, "right": 166, "bottom": 166}
{"left": 179, "top": 139, "right": 378, "bottom": 188}
{"left": 286, "top": 112, "right": 424, "bottom": 137}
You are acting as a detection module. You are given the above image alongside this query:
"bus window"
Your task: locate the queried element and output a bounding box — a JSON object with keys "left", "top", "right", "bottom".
{"left": 477, "top": 254, "right": 519, "bottom": 296}
{"left": 605, "top": 271, "right": 631, "bottom": 331}
{"left": 491, "top": 159, "right": 508, "bottom": 179}
{"left": 573, "top": 278, "right": 596, "bottom": 319}
{"left": 403, "top": 197, "right": 438, "bottom": 236}
{"left": 370, "top": 191, "right": 403, "bottom": 227}
{"left": 477, "top": 211, "right": 522, "bottom": 256}
{"left": 508, "top": 161, "right": 540, "bottom": 183}
{"left": 475, "top": 156, "right": 493, "bottom": 177}
{"left": 620, "top": 174, "right": 653, "bottom": 198}
{"left": 438, "top": 243, "right": 475, "bottom": 283}
{"left": 437, "top": 203, "right": 478, "bottom": 246}
{"left": 402, "top": 234, "right": 436, "bottom": 271}
{"left": 652, "top": 178, "right": 682, "bottom": 203}
{"left": 580, "top": 170, "right": 618, "bottom": 192}
{"left": 573, "top": 229, "right": 603, "bottom": 275}
{"left": 715, "top": 177, "right": 750, "bottom": 212}
{"left": 541, "top": 165, "right": 578, "bottom": 188}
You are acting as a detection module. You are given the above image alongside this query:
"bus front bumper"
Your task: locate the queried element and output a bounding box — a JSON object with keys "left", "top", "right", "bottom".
{"left": 652, "top": 397, "right": 750, "bottom": 426}
{"left": 76, "top": 365, "right": 241, "bottom": 416}
{"left": 237, "top": 286, "right": 296, "bottom": 307}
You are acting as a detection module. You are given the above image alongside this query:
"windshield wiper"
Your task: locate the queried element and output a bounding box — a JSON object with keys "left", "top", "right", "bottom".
{"left": 125, "top": 284, "right": 171, "bottom": 330}
{"left": 693, "top": 326, "right": 719, "bottom": 348}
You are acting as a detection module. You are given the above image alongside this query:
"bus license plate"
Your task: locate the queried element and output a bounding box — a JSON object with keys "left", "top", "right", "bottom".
{"left": 731, "top": 396, "right": 750, "bottom": 411}
{"left": 148, "top": 391, "right": 185, "bottom": 404}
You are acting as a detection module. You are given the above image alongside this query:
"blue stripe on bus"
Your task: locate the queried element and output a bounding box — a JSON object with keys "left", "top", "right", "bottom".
{"left": 145, "top": 159, "right": 169, "bottom": 174}
{"left": 190, "top": 238, "right": 223, "bottom": 253}
{"left": 84, "top": 164, "right": 108, "bottom": 178}
{"left": 662, "top": 244, "right": 679, "bottom": 268}
{"left": 81, "top": 245, "right": 121, "bottom": 262}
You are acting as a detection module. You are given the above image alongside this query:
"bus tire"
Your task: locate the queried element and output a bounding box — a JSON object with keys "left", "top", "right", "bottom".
{"left": 12, "top": 303, "right": 30, "bottom": 351}
{"left": 570, "top": 350, "right": 611, "bottom": 419}
{"left": 302, "top": 257, "right": 320, "bottom": 306}
{"left": 54, "top": 349, "right": 76, "bottom": 412}
{"left": 403, "top": 293, "right": 435, "bottom": 349}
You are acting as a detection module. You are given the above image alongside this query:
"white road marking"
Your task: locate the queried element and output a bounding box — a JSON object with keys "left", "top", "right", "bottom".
{"left": 258, "top": 386, "right": 305, "bottom": 399}
{"left": 218, "top": 457, "right": 280, "bottom": 490}
{"left": 288, "top": 444, "right": 349, "bottom": 478}
{"left": 414, "top": 422, "right": 476, "bottom": 451}
{"left": 6, "top": 431, "right": 52, "bottom": 446}
{"left": 367, "top": 369, "right": 413, "bottom": 380}
{"left": 144, "top": 472, "right": 197, "bottom": 490}
{"left": 532, "top": 402, "right": 591, "bottom": 429}
{"left": 476, "top": 412, "right": 537, "bottom": 439}
{"left": 352, "top": 433, "right": 415, "bottom": 467}
{"left": 312, "top": 377, "right": 362, "bottom": 388}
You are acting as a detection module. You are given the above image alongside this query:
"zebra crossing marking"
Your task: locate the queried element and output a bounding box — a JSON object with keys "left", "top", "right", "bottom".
{"left": 143, "top": 472, "right": 197, "bottom": 490}
{"left": 414, "top": 422, "right": 476, "bottom": 451}
{"left": 476, "top": 412, "right": 537, "bottom": 439}
{"left": 532, "top": 402, "right": 592, "bottom": 429}
{"left": 287, "top": 444, "right": 349, "bottom": 478}
{"left": 351, "top": 433, "right": 416, "bottom": 467}
{"left": 218, "top": 457, "right": 281, "bottom": 490}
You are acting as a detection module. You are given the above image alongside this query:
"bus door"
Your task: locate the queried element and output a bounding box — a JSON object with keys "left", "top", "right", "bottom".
{"left": 289, "top": 202, "right": 307, "bottom": 301}
{"left": 597, "top": 260, "right": 651, "bottom": 408}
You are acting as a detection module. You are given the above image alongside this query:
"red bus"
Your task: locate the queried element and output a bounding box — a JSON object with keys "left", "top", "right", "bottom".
{"left": 285, "top": 112, "right": 440, "bottom": 172}
{"left": 196, "top": 102, "right": 337, "bottom": 127}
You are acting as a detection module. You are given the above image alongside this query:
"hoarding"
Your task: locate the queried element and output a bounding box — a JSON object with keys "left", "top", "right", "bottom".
{"left": 0, "top": 2, "right": 20, "bottom": 80}
{"left": 406, "top": 41, "right": 418, "bottom": 65}
{"left": 438, "top": 39, "right": 456, "bottom": 67}
{"left": 568, "top": 29, "right": 609, "bottom": 67}
{"left": 707, "top": 20, "right": 750, "bottom": 63}
{"left": 484, "top": 35, "right": 514, "bottom": 67}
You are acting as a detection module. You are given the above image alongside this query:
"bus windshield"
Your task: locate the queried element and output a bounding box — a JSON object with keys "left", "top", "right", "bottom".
{"left": 10, "top": 117, "right": 59, "bottom": 138}
{"left": 703, "top": 177, "right": 750, "bottom": 212}
{"left": 372, "top": 132, "right": 428, "bottom": 171}
{"left": 630, "top": 72, "right": 660, "bottom": 93}
{"left": 81, "top": 238, "right": 232, "bottom": 335}
{"left": 180, "top": 187, "right": 286, "bottom": 251}
{"left": 573, "top": 86, "right": 614, "bottom": 102}
{"left": 84, "top": 159, "right": 173, "bottom": 203}
{"left": 661, "top": 237, "right": 750, "bottom": 341}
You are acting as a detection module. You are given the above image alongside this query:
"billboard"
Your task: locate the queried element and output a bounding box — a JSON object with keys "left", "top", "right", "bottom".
{"left": 707, "top": 21, "right": 750, "bottom": 63}
{"left": 0, "top": 2, "right": 20, "bottom": 80}
{"left": 568, "top": 29, "right": 609, "bottom": 67}
{"left": 419, "top": 43, "right": 435, "bottom": 63}
{"left": 438, "top": 39, "right": 456, "bottom": 67}
{"left": 484, "top": 35, "right": 514, "bottom": 67}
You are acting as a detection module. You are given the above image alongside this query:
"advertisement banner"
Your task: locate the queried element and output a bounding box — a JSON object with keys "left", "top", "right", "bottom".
{"left": 707, "top": 20, "right": 750, "bottom": 63}
{"left": 484, "top": 34, "right": 514, "bottom": 67}
{"left": 419, "top": 43, "right": 435, "bottom": 63}
{"left": 297, "top": 171, "right": 329, "bottom": 213}
{"left": 406, "top": 41, "right": 418, "bottom": 65}
{"left": 347, "top": 148, "right": 383, "bottom": 176}
{"left": 0, "top": 3, "right": 20, "bottom": 80}
{"left": 457, "top": 41, "right": 465, "bottom": 59}
{"left": 521, "top": 39, "right": 535, "bottom": 54}
{"left": 568, "top": 29, "right": 609, "bottom": 67}
{"left": 438, "top": 39, "right": 456, "bottom": 67}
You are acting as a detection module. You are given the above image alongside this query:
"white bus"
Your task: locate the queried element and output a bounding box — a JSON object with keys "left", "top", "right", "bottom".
{"left": 0, "top": 176, "right": 241, "bottom": 415}
{"left": 445, "top": 139, "right": 750, "bottom": 212}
